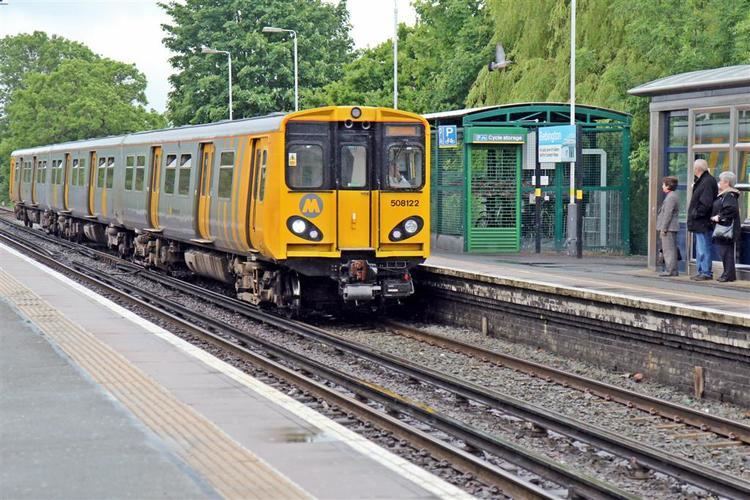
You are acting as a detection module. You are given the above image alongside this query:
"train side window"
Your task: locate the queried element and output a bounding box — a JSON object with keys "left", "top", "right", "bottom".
{"left": 135, "top": 155, "right": 146, "bottom": 191}
{"left": 50, "top": 161, "right": 56, "bottom": 185}
{"left": 106, "top": 157, "right": 115, "bottom": 189}
{"left": 125, "top": 156, "right": 135, "bottom": 191}
{"left": 178, "top": 154, "right": 192, "bottom": 195}
{"left": 79, "top": 159, "right": 87, "bottom": 186}
{"left": 252, "top": 149, "right": 262, "bottom": 200}
{"left": 259, "top": 149, "right": 268, "bottom": 201}
{"left": 36, "top": 163, "right": 42, "bottom": 183}
{"left": 44, "top": 161, "right": 48, "bottom": 183}
{"left": 164, "top": 154, "right": 177, "bottom": 194}
{"left": 71, "top": 159, "right": 79, "bottom": 186}
{"left": 58, "top": 160, "right": 64, "bottom": 185}
{"left": 217, "top": 151, "right": 235, "bottom": 199}
{"left": 97, "top": 157, "right": 107, "bottom": 188}
{"left": 286, "top": 144, "right": 323, "bottom": 189}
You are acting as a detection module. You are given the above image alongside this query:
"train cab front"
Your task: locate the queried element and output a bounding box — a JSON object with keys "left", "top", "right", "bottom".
{"left": 281, "top": 106, "right": 430, "bottom": 308}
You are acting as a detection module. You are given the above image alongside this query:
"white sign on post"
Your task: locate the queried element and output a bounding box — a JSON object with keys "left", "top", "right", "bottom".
{"left": 538, "top": 125, "right": 577, "bottom": 163}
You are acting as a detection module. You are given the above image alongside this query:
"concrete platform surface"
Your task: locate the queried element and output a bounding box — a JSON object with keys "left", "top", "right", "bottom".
{"left": 423, "top": 251, "right": 749, "bottom": 325}
{"left": 0, "top": 300, "right": 214, "bottom": 500}
{"left": 0, "top": 242, "right": 470, "bottom": 500}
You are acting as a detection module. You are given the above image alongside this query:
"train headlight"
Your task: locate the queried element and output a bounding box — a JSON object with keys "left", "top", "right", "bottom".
{"left": 351, "top": 107, "right": 362, "bottom": 119}
{"left": 291, "top": 219, "right": 307, "bottom": 234}
{"left": 388, "top": 216, "right": 424, "bottom": 242}
{"left": 287, "top": 216, "right": 323, "bottom": 241}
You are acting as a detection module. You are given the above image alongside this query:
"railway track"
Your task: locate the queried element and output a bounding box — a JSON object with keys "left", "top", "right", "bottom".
{"left": 2, "top": 215, "right": 750, "bottom": 498}
{"left": 382, "top": 320, "right": 750, "bottom": 446}
{"left": 0, "top": 217, "right": 616, "bottom": 500}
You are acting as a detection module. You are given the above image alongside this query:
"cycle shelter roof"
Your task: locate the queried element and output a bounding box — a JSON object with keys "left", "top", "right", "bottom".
{"left": 424, "top": 102, "right": 631, "bottom": 128}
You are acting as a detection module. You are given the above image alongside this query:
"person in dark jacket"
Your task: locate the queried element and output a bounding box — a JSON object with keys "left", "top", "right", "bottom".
{"left": 710, "top": 171, "right": 741, "bottom": 282}
{"left": 687, "top": 159, "right": 718, "bottom": 280}
{"left": 656, "top": 176, "right": 680, "bottom": 276}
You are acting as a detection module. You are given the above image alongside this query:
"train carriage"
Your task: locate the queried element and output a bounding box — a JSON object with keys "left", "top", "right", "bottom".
{"left": 10, "top": 106, "right": 430, "bottom": 311}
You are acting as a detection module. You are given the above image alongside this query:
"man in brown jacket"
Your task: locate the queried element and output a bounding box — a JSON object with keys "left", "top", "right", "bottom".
{"left": 656, "top": 176, "right": 680, "bottom": 276}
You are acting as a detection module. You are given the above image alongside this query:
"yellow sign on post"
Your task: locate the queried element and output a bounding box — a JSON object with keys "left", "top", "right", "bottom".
{"left": 576, "top": 189, "right": 583, "bottom": 200}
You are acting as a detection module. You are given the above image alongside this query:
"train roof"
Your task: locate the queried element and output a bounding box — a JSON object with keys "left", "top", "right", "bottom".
{"left": 11, "top": 112, "right": 288, "bottom": 157}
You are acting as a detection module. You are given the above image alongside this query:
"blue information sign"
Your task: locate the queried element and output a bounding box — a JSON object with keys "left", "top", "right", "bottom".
{"left": 438, "top": 125, "right": 458, "bottom": 148}
{"left": 538, "top": 125, "right": 577, "bottom": 163}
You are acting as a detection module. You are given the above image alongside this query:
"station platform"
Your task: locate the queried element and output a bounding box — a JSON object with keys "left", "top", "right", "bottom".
{"left": 0, "top": 242, "right": 469, "bottom": 500}
{"left": 422, "top": 251, "right": 749, "bottom": 326}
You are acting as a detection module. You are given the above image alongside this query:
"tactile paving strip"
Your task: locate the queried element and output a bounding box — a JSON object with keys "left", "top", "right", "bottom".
{"left": 0, "top": 270, "right": 310, "bottom": 500}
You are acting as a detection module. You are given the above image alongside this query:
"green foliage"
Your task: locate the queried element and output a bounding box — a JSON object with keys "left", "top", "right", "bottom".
{"left": 0, "top": 33, "right": 165, "bottom": 203}
{"left": 468, "top": 0, "right": 750, "bottom": 253}
{"left": 160, "top": 0, "right": 354, "bottom": 125}
{"left": 306, "top": 0, "right": 492, "bottom": 114}
{"left": 5, "top": 58, "right": 165, "bottom": 147}
{"left": 0, "top": 31, "right": 96, "bottom": 116}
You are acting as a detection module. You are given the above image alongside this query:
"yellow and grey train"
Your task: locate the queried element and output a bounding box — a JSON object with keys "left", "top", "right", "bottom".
{"left": 9, "top": 106, "right": 430, "bottom": 311}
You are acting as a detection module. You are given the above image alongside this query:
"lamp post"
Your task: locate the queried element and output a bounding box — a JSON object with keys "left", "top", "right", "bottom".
{"left": 262, "top": 26, "right": 298, "bottom": 112}
{"left": 393, "top": 0, "right": 398, "bottom": 109}
{"left": 201, "top": 45, "right": 232, "bottom": 121}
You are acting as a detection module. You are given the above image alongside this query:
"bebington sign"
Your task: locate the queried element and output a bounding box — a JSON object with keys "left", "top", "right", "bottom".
{"left": 538, "top": 125, "right": 578, "bottom": 163}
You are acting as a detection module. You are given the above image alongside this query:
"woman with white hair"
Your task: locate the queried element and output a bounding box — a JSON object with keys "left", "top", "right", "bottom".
{"left": 710, "top": 171, "right": 741, "bottom": 282}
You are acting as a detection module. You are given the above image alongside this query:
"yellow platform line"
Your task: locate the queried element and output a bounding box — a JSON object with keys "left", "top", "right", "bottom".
{"left": 0, "top": 271, "right": 311, "bottom": 500}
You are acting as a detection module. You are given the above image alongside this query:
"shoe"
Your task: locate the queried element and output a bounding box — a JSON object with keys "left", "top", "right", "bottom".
{"left": 690, "top": 274, "right": 701, "bottom": 281}
{"left": 694, "top": 275, "right": 712, "bottom": 281}
{"left": 659, "top": 272, "right": 678, "bottom": 277}
{"left": 717, "top": 277, "right": 735, "bottom": 283}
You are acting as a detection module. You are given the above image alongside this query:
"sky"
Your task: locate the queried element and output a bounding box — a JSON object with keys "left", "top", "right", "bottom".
{"left": 0, "top": 0, "right": 417, "bottom": 113}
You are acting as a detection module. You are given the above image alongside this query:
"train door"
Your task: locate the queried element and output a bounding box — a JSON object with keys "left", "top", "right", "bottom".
{"left": 63, "top": 153, "right": 72, "bottom": 210}
{"left": 243, "top": 138, "right": 260, "bottom": 248}
{"left": 31, "top": 156, "right": 38, "bottom": 204}
{"left": 337, "top": 131, "right": 372, "bottom": 249}
{"left": 148, "top": 146, "right": 162, "bottom": 228}
{"left": 251, "top": 143, "right": 268, "bottom": 236}
{"left": 9, "top": 158, "right": 17, "bottom": 201}
{"left": 87, "top": 152, "right": 97, "bottom": 215}
{"left": 195, "top": 143, "right": 214, "bottom": 240}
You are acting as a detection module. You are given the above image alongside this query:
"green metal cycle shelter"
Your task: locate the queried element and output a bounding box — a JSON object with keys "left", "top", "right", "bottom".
{"left": 463, "top": 127, "right": 525, "bottom": 252}
{"left": 428, "top": 103, "right": 632, "bottom": 254}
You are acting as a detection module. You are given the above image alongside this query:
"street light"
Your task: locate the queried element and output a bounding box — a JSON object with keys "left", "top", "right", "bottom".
{"left": 262, "top": 26, "right": 298, "bottom": 112}
{"left": 201, "top": 45, "right": 232, "bottom": 120}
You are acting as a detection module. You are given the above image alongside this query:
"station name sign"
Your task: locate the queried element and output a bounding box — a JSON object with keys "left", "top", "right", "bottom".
{"left": 538, "top": 124, "right": 578, "bottom": 163}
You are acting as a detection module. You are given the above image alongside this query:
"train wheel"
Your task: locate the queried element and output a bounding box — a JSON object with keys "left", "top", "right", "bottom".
{"left": 282, "top": 272, "right": 302, "bottom": 318}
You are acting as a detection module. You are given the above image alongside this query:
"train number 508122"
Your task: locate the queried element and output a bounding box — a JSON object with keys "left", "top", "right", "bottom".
{"left": 390, "top": 199, "right": 419, "bottom": 207}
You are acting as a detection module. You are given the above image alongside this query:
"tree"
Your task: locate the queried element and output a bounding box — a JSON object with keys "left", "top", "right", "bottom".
{"left": 160, "top": 0, "right": 354, "bottom": 125}
{"left": 0, "top": 31, "right": 96, "bottom": 116}
{"left": 467, "top": 0, "right": 750, "bottom": 253}
{"left": 306, "top": 0, "right": 492, "bottom": 114}
{"left": 5, "top": 58, "right": 165, "bottom": 148}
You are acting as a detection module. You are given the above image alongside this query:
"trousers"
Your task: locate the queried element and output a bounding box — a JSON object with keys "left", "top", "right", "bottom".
{"left": 716, "top": 242, "right": 737, "bottom": 281}
{"left": 660, "top": 231, "right": 678, "bottom": 274}
{"left": 694, "top": 230, "right": 713, "bottom": 277}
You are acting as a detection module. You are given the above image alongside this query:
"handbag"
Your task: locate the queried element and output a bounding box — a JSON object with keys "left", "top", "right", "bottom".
{"left": 712, "top": 222, "right": 733, "bottom": 241}
{"left": 711, "top": 194, "right": 735, "bottom": 242}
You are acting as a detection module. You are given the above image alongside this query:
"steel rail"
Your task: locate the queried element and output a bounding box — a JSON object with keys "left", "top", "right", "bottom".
{"left": 383, "top": 320, "right": 750, "bottom": 445}
{"left": 0, "top": 230, "right": 559, "bottom": 500}
{"left": 3, "top": 218, "right": 748, "bottom": 498}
